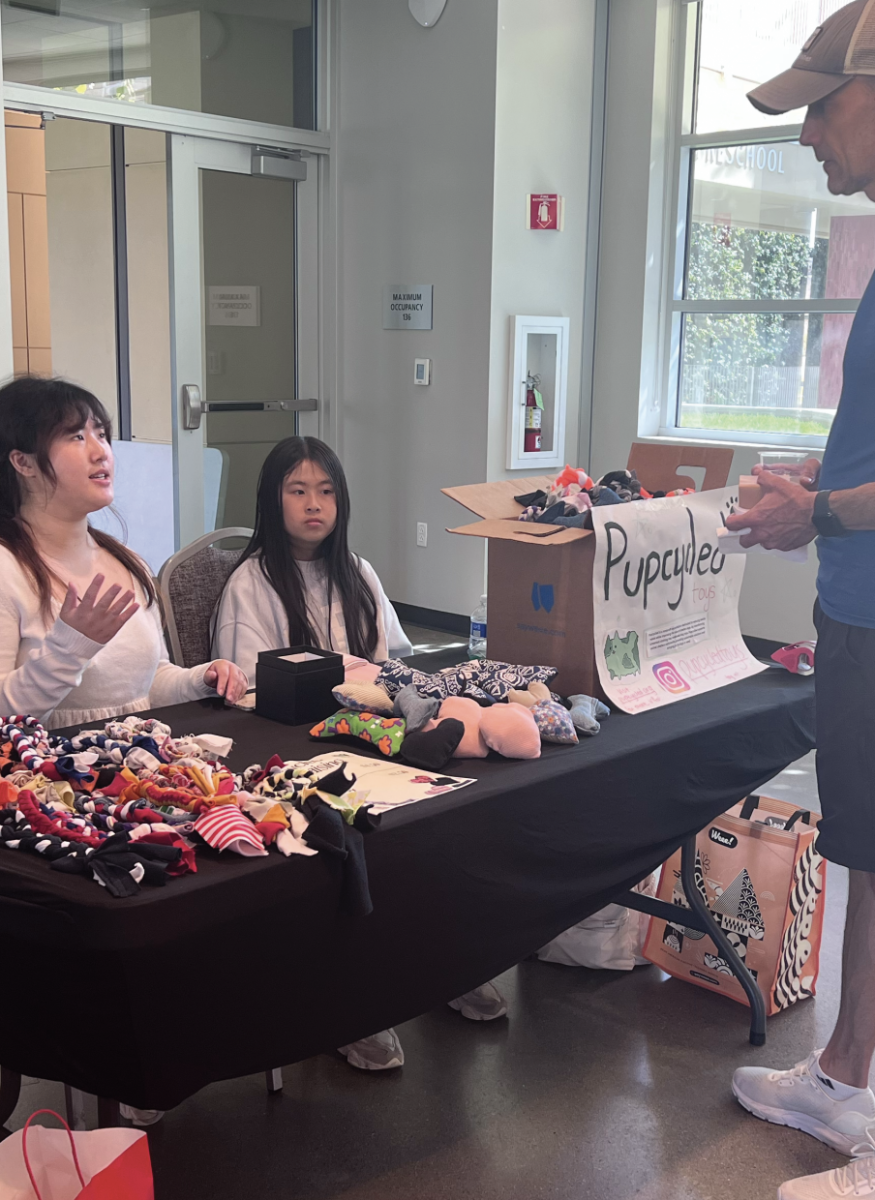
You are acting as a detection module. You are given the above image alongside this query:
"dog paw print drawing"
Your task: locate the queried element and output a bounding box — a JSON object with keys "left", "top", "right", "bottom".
{"left": 604, "top": 630, "right": 641, "bottom": 680}
{"left": 721, "top": 494, "right": 740, "bottom": 525}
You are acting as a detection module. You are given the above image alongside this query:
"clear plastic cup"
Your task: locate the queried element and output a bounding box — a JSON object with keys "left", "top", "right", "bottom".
{"left": 758, "top": 451, "right": 811, "bottom": 478}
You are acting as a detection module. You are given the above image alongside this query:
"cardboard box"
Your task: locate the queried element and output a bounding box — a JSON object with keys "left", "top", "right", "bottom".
{"left": 443, "top": 446, "right": 732, "bottom": 698}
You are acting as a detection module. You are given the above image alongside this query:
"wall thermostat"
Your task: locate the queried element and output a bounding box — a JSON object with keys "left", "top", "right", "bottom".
{"left": 414, "top": 358, "right": 431, "bottom": 386}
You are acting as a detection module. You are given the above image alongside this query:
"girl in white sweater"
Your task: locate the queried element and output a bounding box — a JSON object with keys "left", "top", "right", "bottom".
{"left": 0, "top": 376, "right": 247, "bottom": 730}
{"left": 213, "top": 436, "right": 507, "bottom": 1073}
{"left": 213, "top": 435, "right": 412, "bottom": 676}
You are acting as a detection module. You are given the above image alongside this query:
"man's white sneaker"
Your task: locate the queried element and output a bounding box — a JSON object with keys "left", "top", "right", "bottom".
{"left": 779, "top": 1138, "right": 875, "bottom": 1199}
{"left": 733, "top": 1050, "right": 875, "bottom": 1155}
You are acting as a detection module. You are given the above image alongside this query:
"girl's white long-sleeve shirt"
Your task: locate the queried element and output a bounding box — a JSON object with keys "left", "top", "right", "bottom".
{"left": 212, "top": 554, "right": 413, "bottom": 683}
{"left": 0, "top": 546, "right": 215, "bottom": 730}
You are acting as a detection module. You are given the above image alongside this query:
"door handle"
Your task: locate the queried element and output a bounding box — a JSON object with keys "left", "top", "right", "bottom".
{"left": 203, "top": 399, "right": 319, "bottom": 413}
{"left": 182, "top": 391, "right": 318, "bottom": 427}
{"left": 182, "top": 384, "right": 203, "bottom": 430}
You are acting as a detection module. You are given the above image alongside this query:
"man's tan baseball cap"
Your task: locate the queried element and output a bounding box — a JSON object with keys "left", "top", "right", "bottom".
{"left": 748, "top": 0, "right": 875, "bottom": 115}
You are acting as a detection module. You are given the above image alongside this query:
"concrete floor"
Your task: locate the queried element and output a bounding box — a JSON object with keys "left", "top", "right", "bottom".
{"left": 7, "top": 660, "right": 847, "bottom": 1200}
{"left": 404, "top": 622, "right": 469, "bottom": 656}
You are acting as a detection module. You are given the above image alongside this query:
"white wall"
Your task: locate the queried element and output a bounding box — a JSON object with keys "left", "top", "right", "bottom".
{"left": 590, "top": 0, "right": 819, "bottom": 643}
{"left": 486, "top": 0, "right": 595, "bottom": 483}
{"left": 335, "top": 0, "right": 597, "bottom": 617}
{"left": 335, "top": 0, "right": 500, "bottom": 616}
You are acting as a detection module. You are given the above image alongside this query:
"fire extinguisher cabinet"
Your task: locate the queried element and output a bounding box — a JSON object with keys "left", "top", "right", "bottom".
{"left": 506, "top": 315, "right": 570, "bottom": 471}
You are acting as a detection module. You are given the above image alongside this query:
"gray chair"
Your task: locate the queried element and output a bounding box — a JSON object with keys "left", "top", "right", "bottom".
{"left": 157, "top": 527, "right": 253, "bottom": 667}
{"left": 154, "top": 526, "right": 286, "bottom": 1114}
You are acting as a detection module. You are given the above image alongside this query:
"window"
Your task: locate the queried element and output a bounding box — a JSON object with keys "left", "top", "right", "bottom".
{"left": 664, "top": 0, "right": 875, "bottom": 443}
{"left": 1, "top": 1, "right": 316, "bottom": 131}
{"left": 7, "top": 113, "right": 173, "bottom": 441}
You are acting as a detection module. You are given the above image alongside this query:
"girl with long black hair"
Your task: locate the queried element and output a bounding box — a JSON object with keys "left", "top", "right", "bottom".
{"left": 213, "top": 436, "right": 412, "bottom": 677}
{"left": 214, "top": 437, "right": 508, "bottom": 1071}
{"left": 0, "top": 376, "right": 247, "bottom": 729}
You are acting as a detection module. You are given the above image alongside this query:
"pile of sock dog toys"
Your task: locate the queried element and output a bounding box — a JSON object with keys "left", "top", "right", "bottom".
{"left": 312, "top": 656, "right": 611, "bottom": 771}
{"left": 0, "top": 659, "right": 611, "bottom": 910}
{"left": 515, "top": 464, "right": 694, "bottom": 529}
{"left": 0, "top": 714, "right": 381, "bottom": 910}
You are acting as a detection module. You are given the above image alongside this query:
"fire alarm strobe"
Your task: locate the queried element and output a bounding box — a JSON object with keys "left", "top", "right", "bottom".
{"left": 527, "top": 194, "right": 564, "bottom": 231}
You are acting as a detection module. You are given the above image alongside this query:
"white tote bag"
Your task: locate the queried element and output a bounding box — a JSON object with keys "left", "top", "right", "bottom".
{"left": 537, "top": 873, "right": 658, "bottom": 970}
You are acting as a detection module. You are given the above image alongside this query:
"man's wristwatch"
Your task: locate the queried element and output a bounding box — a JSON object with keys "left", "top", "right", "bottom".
{"left": 812, "top": 490, "right": 850, "bottom": 538}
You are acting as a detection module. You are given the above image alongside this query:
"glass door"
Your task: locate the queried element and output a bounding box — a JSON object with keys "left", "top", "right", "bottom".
{"left": 168, "top": 134, "right": 318, "bottom": 547}
{"left": 2, "top": 115, "right": 321, "bottom": 555}
{"left": 4, "top": 111, "right": 180, "bottom": 573}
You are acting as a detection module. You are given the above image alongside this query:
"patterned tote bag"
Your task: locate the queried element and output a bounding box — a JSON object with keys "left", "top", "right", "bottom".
{"left": 643, "top": 794, "right": 825, "bottom": 1017}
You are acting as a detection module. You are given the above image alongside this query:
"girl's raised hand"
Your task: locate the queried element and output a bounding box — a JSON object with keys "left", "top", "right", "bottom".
{"left": 59, "top": 573, "right": 140, "bottom": 644}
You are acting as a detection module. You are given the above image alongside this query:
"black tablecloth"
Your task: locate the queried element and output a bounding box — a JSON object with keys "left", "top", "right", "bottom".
{"left": 0, "top": 670, "right": 814, "bottom": 1109}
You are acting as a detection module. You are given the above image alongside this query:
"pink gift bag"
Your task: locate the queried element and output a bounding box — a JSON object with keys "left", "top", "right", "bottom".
{"left": 0, "top": 1109, "right": 154, "bottom": 1200}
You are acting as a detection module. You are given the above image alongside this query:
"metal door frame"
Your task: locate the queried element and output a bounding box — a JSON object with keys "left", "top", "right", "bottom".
{"left": 167, "top": 133, "right": 323, "bottom": 548}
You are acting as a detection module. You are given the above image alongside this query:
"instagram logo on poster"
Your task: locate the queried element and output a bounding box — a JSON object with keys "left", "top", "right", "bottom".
{"left": 652, "top": 661, "right": 690, "bottom": 694}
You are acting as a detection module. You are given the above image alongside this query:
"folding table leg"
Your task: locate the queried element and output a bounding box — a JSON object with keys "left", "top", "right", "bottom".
{"left": 0, "top": 1068, "right": 21, "bottom": 1127}
{"left": 64, "top": 1085, "right": 87, "bottom": 1131}
{"left": 266, "top": 1068, "right": 283, "bottom": 1094}
{"left": 679, "top": 833, "right": 767, "bottom": 1047}
{"left": 97, "top": 1098, "right": 120, "bottom": 1128}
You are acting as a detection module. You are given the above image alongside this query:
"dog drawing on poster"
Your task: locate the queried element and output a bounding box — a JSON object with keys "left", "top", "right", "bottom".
{"left": 604, "top": 630, "right": 641, "bottom": 680}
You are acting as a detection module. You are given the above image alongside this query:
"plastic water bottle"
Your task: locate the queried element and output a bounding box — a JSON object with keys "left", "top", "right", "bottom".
{"left": 469, "top": 594, "right": 487, "bottom": 660}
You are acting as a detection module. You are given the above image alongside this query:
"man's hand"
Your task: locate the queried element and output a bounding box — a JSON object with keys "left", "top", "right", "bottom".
{"left": 752, "top": 456, "right": 822, "bottom": 490}
{"left": 725, "top": 470, "right": 818, "bottom": 550}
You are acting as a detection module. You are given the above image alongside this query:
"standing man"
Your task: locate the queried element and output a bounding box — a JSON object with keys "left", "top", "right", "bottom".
{"left": 725, "top": 3, "right": 875, "bottom": 1197}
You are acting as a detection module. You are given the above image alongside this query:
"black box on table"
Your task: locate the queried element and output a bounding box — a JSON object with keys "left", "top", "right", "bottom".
{"left": 255, "top": 646, "right": 344, "bottom": 725}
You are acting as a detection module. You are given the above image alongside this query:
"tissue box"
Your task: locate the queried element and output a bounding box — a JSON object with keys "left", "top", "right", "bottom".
{"left": 255, "top": 646, "right": 344, "bottom": 725}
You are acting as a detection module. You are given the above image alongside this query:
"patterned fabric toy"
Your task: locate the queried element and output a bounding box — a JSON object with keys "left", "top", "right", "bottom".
{"left": 310, "top": 710, "right": 407, "bottom": 757}
{"left": 331, "top": 681, "right": 394, "bottom": 715}
{"left": 530, "top": 699, "right": 579, "bottom": 745}
{"left": 375, "top": 658, "right": 558, "bottom": 704}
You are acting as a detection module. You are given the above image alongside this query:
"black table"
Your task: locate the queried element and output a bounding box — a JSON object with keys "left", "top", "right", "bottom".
{"left": 0, "top": 670, "right": 814, "bottom": 1114}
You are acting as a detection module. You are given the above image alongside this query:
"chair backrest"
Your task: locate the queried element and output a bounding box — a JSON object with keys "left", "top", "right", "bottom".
{"left": 157, "top": 527, "right": 253, "bottom": 668}
{"left": 626, "top": 443, "right": 734, "bottom": 494}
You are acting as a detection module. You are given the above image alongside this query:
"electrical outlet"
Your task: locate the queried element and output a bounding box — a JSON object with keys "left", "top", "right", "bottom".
{"left": 416, "top": 522, "right": 428, "bottom": 548}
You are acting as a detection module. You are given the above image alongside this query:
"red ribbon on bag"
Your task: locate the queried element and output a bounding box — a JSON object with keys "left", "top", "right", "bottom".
{"left": 19, "top": 1107, "right": 154, "bottom": 1199}
{"left": 22, "top": 1110, "right": 86, "bottom": 1199}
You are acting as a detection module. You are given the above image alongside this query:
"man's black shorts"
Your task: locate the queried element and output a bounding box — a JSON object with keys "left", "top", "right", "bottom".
{"left": 815, "top": 600, "right": 875, "bottom": 873}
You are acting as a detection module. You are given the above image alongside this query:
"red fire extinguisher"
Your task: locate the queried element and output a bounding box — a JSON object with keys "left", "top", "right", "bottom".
{"left": 524, "top": 373, "right": 542, "bottom": 453}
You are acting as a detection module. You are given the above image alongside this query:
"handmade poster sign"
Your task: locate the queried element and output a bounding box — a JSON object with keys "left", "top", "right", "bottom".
{"left": 590, "top": 488, "right": 765, "bottom": 713}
